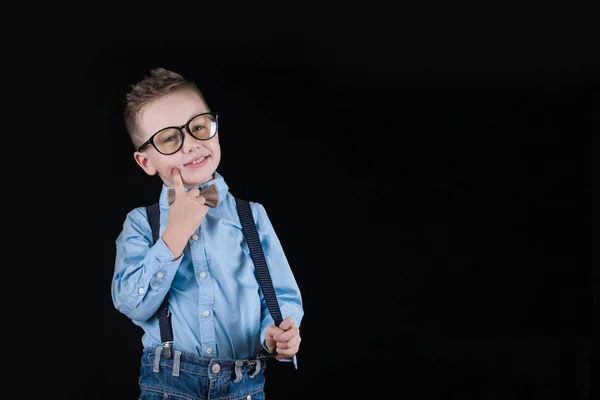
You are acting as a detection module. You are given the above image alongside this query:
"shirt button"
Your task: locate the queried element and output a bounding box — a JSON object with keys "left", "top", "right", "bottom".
{"left": 199, "top": 272, "right": 207, "bottom": 279}
{"left": 191, "top": 234, "right": 199, "bottom": 240}
{"left": 203, "top": 310, "right": 210, "bottom": 317}
{"left": 211, "top": 363, "right": 221, "bottom": 373}
{"left": 206, "top": 347, "right": 213, "bottom": 354}
{"left": 156, "top": 272, "right": 164, "bottom": 279}
{"left": 138, "top": 288, "right": 144, "bottom": 294}
{"left": 247, "top": 396, "right": 252, "bottom": 400}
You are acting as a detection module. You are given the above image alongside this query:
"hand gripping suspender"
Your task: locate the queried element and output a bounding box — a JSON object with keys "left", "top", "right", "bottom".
{"left": 146, "top": 198, "right": 284, "bottom": 360}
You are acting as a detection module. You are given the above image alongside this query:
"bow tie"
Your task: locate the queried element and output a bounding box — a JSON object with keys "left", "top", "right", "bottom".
{"left": 167, "top": 184, "right": 220, "bottom": 207}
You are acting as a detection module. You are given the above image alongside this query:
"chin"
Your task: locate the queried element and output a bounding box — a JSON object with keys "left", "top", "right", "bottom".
{"left": 190, "top": 171, "right": 216, "bottom": 186}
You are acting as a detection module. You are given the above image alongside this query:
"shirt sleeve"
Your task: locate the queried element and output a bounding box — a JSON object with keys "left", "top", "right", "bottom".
{"left": 252, "top": 202, "right": 304, "bottom": 347}
{"left": 111, "top": 207, "right": 182, "bottom": 322}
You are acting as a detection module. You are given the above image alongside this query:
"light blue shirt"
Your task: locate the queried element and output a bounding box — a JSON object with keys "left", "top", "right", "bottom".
{"left": 112, "top": 172, "right": 304, "bottom": 360}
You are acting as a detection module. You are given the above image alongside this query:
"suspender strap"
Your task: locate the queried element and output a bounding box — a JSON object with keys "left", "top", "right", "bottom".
{"left": 147, "top": 203, "right": 160, "bottom": 244}
{"left": 235, "top": 197, "right": 283, "bottom": 326}
{"left": 155, "top": 297, "right": 174, "bottom": 358}
{"left": 146, "top": 203, "right": 174, "bottom": 358}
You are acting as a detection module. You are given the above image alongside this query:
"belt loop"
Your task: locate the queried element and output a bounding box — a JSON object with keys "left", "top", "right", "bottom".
{"left": 172, "top": 350, "right": 183, "bottom": 377}
{"left": 249, "top": 359, "right": 261, "bottom": 378}
{"left": 233, "top": 360, "right": 244, "bottom": 383}
{"left": 153, "top": 346, "right": 162, "bottom": 373}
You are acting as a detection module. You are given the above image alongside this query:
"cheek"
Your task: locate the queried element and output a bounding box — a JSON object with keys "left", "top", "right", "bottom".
{"left": 152, "top": 154, "right": 179, "bottom": 168}
{"left": 208, "top": 141, "right": 221, "bottom": 158}
{"left": 152, "top": 157, "right": 181, "bottom": 178}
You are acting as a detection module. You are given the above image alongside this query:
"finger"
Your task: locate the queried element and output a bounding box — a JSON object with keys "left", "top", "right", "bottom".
{"left": 266, "top": 341, "right": 278, "bottom": 354}
{"left": 278, "top": 317, "right": 296, "bottom": 331}
{"left": 188, "top": 188, "right": 200, "bottom": 198}
{"left": 275, "top": 336, "right": 299, "bottom": 350}
{"left": 196, "top": 195, "right": 206, "bottom": 205}
{"left": 274, "top": 327, "right": 297, "bottom": 342}
{"left": 172, "top": 168, "right": 185, "bottom": 195}
{"left": 264, "top": 337, "right": 275, "bottom": 352}
{"left": 265, "top": 326, "right": 283, "bottom": 352}
{"left": 267, "top": 323, "right": 284, "bottom": 335}
{"left": 275, "top": 343, "right": 299, "bottom": 357}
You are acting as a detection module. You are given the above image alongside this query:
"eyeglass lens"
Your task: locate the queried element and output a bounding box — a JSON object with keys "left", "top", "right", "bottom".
{"left": 154, "top": 113, "right": 217, "bottom": 154}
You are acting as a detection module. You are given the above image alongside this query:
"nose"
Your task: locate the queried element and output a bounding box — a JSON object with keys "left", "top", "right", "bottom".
{"left": 181, "top": 129, "right": 202, "bottom": 154}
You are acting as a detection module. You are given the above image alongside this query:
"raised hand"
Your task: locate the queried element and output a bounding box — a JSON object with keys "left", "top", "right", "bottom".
{"left": 161, "top": 168, "right": 209, "bottom": 259}
{"left": 265, "top": 317, "right": 301, "bottom": 360}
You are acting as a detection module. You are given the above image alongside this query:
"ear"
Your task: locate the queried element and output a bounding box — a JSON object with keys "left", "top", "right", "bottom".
{"left": 133, "top": 151, "right": 157, "bottom": 176}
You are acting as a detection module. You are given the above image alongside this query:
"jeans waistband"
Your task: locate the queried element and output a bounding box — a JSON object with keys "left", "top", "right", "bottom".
{"left": 142, "top": 346, "right": 266, "bottom": 383}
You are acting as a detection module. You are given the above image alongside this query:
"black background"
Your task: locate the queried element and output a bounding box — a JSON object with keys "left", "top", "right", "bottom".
{"left": 88, "top": 19, "right": 596, "bottom": 399}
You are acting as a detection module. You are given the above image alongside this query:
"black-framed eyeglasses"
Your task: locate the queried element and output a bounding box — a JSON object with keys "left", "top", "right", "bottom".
{"left": 137, "top": 112, "right": 219, "bottom": 155}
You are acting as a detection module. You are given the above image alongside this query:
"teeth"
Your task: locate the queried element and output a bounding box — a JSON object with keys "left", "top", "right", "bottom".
{"left": 191, "top": 157, "right": 206, "bottom": 164}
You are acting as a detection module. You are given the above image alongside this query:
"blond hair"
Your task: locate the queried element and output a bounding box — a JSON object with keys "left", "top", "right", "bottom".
{"left": 124, "top": 68, "right": 207, "bottom": 147}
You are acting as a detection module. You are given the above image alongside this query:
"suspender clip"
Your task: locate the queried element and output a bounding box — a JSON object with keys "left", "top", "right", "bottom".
{"left": 162, "top": 341, "right": 173, "bottom": 359}
{"left": 255, "top": 349, "right": 277, "bottom": 360}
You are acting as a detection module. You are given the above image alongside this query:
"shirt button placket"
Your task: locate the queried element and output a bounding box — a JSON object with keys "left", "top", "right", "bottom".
{"left": 192, "top": 227, "right": 215, "bottom": 361}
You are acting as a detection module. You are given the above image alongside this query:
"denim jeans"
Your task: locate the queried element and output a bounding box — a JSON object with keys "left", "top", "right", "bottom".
{"left": 138, "top": 346, "right": 266, "bottom": 400}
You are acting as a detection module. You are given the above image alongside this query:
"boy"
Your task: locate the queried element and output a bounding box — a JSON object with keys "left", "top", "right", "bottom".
{"left": 111, "top": 68, "right": 304, "bottom": 399}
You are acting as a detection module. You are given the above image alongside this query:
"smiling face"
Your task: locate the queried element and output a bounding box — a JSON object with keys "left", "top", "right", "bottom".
{"left": 133, "top": 89, "right": 221, "bottom": 188}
